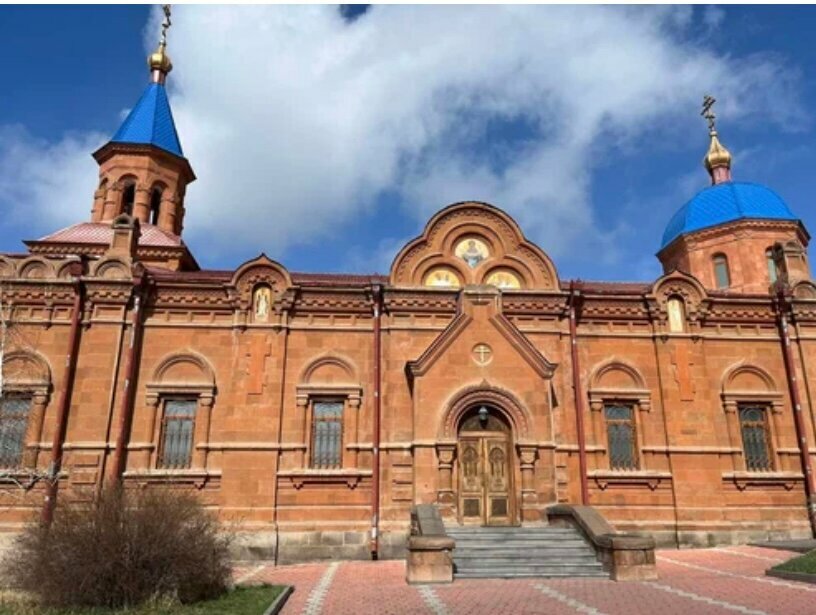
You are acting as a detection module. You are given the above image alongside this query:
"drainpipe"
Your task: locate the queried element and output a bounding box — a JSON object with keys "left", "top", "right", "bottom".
{"left": 109, "top": 272, "right": 148, "bottom": 484}
{"left": 370, "top": 284, "right": 383, "bottom": 558}
{"left": 775, "top": 289, "right": 816, "bottom": 537}
{"left": 568, "top": 281, "right": 590, "bottom": 506}
{"left": 41, "top": 266, "right": 84, "bottom": 526}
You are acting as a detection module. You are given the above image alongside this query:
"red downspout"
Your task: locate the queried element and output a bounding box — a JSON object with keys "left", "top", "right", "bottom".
{"left": 776, "top": 290, "right": 816, "bottom": 537}
{"left": 370, "top": 284, "right": 383, "bottom": 558}
{"left": 41, "top": 269, "right": 84, "bottom": 526}
{"left": 568, "top": 281, "right": 590, "bottom": 506}
{"left": 109, "top": 273, "right": 147, "bottom": 484}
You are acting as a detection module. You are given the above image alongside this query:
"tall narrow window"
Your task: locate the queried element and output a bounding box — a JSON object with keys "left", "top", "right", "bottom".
{"left": 604, "top": 403, "right": 637, "bottom": 470}
{"left": 0, "top": 395, "right": 31, "bottom": 468}
{"left": 121, "top": 183, "right": 136, "bottom": 216}
{"left": 666, "top": 296, "right": 686, "bottom": 333}
{"left": 713, "top": 253, "right": 730, "bottom": 289}
{"left": 311, "top": 401, "right": 343, "bottom": 469}
{"left": 739, "top": 404, "right": 772, "bottom": 472}
{"left": 158, "top": 399, "right": 197, "bottom": 469}
{"left": 149, "top": 188, "right": 162, "bottom": 225}
{"left": 766, "top": 248, "right": 778, "bottom": 284}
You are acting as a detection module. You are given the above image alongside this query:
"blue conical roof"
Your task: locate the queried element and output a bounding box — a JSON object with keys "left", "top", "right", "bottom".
{"left": 111, "top": 82, "right": 183, "bottom": 157}
{"left": 661, "top": 181, "right": 798, "bottom": 248}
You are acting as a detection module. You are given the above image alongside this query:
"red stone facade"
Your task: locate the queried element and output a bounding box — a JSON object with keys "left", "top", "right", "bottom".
{"left": 1, "top": 184, "right": 816, "bottom": 561}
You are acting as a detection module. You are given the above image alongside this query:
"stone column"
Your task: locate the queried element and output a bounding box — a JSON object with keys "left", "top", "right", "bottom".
{"left": 145, "top": 395, "right": 161, "bottom": 469}
{"left": 722, "top": 399, "right": 742, "bottom": 472}
{"left": 517, "top": 444, "right": 539, "bottom": 522}
{"left": 102, "top": 186, "right": 121, "bottom": 221}
{"left": 435, "top": 443, "right": 456, "bottom": 517}
{"left": 158, "top": 194, "right": 178, "bottom": 234}
{"left": 91, "top": 187, "right": 106, "bottom": 222}
{"left": 133, "top": 187, "right": 151, "bottom": 223}
{"left": 194, "top": 395, "right": 214, "bottom": 469}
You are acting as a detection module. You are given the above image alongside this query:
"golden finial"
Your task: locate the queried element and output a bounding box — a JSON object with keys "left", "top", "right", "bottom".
{"left": 701, "top": 94, "right": 732, "bottom": 183}
{"left": 148, "top": 5, "right": 173, "bottom": 84}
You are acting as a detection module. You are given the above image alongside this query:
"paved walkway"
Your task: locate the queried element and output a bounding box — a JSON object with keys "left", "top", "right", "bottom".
{"left": 234, "top": 545, "right": 814, "bottom": 615}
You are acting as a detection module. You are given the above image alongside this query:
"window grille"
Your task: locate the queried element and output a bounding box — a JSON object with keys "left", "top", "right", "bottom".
{"left": 311, "top": 401, "right": 343, "bottom": 469}
{"left": 0, "top": 395, "right": 31, "bottom": 468}
{"left": 604, "top": 403, "right": 637, "bottom": 470}
{"left": 739, "top": 405, "right": 772, "bottom": 472}
{"left": 159, "top": 399, "right": 197, "bottom": 469}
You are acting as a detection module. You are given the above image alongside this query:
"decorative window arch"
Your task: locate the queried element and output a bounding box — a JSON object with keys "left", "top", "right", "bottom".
{"left": 0, "top": 350, "right": 52, "bottom": 469}
{"left": 588, "top": 358, "right": 651, "bottom": 472}
{"left": 721, "top": 362, "right": 784, "bottom": 476}
{"left": 145, "top": 351, "right": 216, "bottom": 471}
{"left": 712, "top": 253, "right": 731, "bottom": 289}
{"left": 296, "top": 354, "right": 362, "bottom": 470}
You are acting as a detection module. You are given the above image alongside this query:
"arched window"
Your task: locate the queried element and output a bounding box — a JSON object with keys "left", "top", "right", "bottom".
{"left": 121, "top": 183, "right": 136, "bottom": 216}
{"left": 666, "top": 296, "right": 687, "bottom": 333}
{"left": 766, "top": 248, "right": 778, "bottom": 284}
{"left": 149, "top": 188, "right": 162, "bottom": 225}
{"left": 712, "top": 253, "right": 730, "bottom": 289}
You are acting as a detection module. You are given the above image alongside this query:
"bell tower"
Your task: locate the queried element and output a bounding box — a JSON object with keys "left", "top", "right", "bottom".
{"left": 90, "top": 5, "right": 194, "bottom": 237}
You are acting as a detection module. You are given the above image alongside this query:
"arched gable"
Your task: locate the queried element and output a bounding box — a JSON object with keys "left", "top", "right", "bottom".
{"left": 390, "top": 201, "right": 559, "bottom": 290}
{"left": 649, "top": 269, "right": 709, "bottom": 323}
{"left": 722, "top": 362, "right": 778, "bottom": 395}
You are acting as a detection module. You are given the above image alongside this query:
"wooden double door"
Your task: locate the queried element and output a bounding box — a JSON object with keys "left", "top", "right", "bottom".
{"left": 457, "top": 432, "right": 514, "bottom": 526}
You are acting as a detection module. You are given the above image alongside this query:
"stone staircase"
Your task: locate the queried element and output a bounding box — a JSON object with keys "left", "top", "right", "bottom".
{"left": 446, "top": 525, "right": 607, "bottom": 579}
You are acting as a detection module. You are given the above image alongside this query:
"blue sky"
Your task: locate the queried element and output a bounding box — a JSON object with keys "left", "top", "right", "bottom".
{"left": 1, "top": 5, "right": 815, "bottom": 281}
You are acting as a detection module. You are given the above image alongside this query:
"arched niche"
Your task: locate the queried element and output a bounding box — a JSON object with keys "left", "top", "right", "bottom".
{"left": 649, "top": 270, "right": 709, "bottom": 325}
{"left": 229, "top": 254, "right": 292, "bottom": 315}
{"left": 390, "top": 201, "right": 558, "bottom": 290}
{"left": 91, "top": 257, "right": 132, "bottom": 280}
{"left": 2, "top": 349, "right": 52, "bottom": 393}
{"left": 17, "top": 257, "right": 55, "bottom": 281}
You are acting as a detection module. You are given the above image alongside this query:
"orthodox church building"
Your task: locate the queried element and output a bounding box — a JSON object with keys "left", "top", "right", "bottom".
{"left": 0, "top": 20, "right": 815, "bottom": 563}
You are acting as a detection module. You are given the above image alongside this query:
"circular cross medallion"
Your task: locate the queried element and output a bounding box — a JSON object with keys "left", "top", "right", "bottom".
{"left": 472, "top": 343, "right": 493, "bottom": 366}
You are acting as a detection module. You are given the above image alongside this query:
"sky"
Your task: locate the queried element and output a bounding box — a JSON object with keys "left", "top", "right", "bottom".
{"left": 1, "top": 5, "right": 815, "bottom": 282}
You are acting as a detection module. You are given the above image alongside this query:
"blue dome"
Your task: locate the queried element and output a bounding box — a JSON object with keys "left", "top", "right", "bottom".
{"left": 661, "top": 182, "right": 798, "bottom": 248}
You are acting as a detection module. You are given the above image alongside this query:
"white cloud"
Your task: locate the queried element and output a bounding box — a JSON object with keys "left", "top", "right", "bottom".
{"left": 0, "top": 6, "right": 804, "bottom": 271}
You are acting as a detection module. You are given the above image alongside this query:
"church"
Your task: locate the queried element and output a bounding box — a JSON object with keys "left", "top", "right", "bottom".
{"left": 1, "top": 13, "right": 815, "bottom": 565}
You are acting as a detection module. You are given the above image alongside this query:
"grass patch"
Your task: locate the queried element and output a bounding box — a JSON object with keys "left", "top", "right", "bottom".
{"left": 0, "top": 585, "right": 284, "bottom": 615}
{"left": 772, "top": 549, "right": 816, "bottom": 575}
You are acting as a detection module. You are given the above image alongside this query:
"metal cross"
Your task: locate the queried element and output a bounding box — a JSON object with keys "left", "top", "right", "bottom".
{"left": 160, "top": 5, "right": 172, "bottom": 46}
{"left": 701, "top": 94, "right": 717, "bottom": 133}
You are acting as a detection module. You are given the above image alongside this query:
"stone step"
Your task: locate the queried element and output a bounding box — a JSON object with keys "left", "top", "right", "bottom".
{"left": 451, "top": 539, "right": 589, "bottom": 548}
{"left": 454, "top": 551, "right": 598, "bottom": 562}
{"left": 455, "top": 569, "right": 608, "bottom": 579}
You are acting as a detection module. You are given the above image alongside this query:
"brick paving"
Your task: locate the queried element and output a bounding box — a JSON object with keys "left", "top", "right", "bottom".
{"left": 236, "top": 546, "right": 815, "bottom": 615}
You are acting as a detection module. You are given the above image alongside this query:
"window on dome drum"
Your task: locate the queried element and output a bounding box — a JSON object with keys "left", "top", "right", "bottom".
{"left": 311, "top": 401, "right": 343, "bottom": 469}
{"left": 121, "top": 183, "right": 136, "bottom": 216}
{"left": 766, "top": 248, "right": 778, "bottom": 284}
{"left": 666, "top": 296, "right": 686, "bottom": 332}
{"left": 0, "top": 395, "right": 31, "bottom": 469}
{"left": 158, "top": 399, "right": 197, "bottom": 469}
{"left": 739, "top": 404, "right": 772, "bottom": 472}
{"left": 712, "top": 254, "right": 731, "bottom": 289}
{"left": 604, "top": 403, "right": 638, "bottom": 470}
{"left": 149, "top": 188, "right": 162, "bottom": 225}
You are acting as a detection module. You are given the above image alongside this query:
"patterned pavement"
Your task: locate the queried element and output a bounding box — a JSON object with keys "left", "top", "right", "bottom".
{"left": 234, "top": 545, "right": 815, "bottom": 615}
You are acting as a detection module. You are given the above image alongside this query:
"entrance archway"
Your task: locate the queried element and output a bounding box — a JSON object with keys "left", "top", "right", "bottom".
{"left": 457, "top": 405, "right": 515, "bottom": 526}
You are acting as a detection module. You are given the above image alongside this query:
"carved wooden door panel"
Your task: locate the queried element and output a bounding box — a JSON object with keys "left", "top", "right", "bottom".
{"left": 457, "top": 438, "right": 484, "bottom": 524}
{"left": 457, "top": 435, "right": 513, "bottom": 525}
{"left": 484, "top": 437, "right": 511, "bottom": 526}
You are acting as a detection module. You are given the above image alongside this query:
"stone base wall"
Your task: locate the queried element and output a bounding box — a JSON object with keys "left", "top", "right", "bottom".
{"left": 230, "top": 530, "right": 409, "bottom": 564}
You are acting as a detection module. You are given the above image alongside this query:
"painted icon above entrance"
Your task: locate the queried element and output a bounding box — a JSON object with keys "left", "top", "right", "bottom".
{"left": 455, "top": 237, "right": 490, "bottom": 268}
{"left": 423, "top": 267, "right": 462, "bottom": 288}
